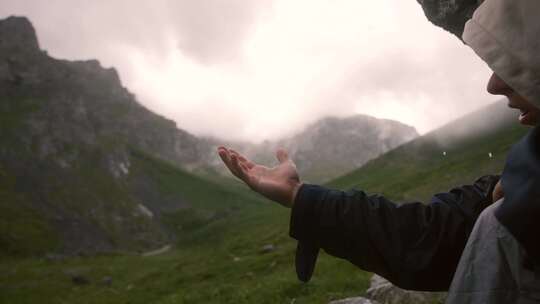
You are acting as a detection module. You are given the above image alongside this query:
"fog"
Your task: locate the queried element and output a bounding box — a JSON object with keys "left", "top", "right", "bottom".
{"left": 0, "top": 0, "right": 497, "bottom": 142}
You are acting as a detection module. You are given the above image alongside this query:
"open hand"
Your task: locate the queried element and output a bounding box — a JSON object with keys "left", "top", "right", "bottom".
{"left": 217, "top": 146, "right": 302, "bottom": 208}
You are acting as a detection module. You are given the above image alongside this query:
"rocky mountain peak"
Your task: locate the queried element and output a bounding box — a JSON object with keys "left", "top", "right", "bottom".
{"left": 0, "top": 16, "right": 40, "bottom": 52}
{"left": 0, "top": 16, "right": 122, "bottom": 93}
{"left": 208, "top": 115, "right": 419, "bottom": 183}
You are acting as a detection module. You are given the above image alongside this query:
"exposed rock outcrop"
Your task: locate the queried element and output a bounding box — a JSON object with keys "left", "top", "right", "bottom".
{"left": 417, "top": 0, "right": 481, "bottom": 39}
{"left": 0, "top": 16, "right": 204, "bottom": 255}
{"left": 0, "top": 16, "right": 39, "bottom": 51}
{"left": 0, "top": 17, "right": 208, "bottom": 169}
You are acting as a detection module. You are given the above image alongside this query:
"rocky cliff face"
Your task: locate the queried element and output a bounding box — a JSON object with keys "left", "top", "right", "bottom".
{"left": 282, "top": 116, "right": 418, "bottom": 182}
{"left": 0, "top": 16, "right": 211, "bottom": 255}
{"left": 0, "top": 17, "right": 208, "bottom": 170}
{"left": 0, "top": 16, "right": 418, "bottom": 255}
{"left": 0, "top": 16, "right": 418, "bottom": 184}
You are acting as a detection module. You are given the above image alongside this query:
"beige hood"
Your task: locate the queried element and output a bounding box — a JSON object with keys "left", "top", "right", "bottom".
{"left": 463, "top": 0, "right": 540, "bottom": 108}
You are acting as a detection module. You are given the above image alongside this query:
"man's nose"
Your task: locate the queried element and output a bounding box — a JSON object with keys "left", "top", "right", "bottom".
{"left": 487, "top": 73, "right": 513, "bottom": 96}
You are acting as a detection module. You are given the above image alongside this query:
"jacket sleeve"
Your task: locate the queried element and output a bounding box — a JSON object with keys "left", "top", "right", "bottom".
{"left": 289, "top": 175, "right": 500, "bottom": 291}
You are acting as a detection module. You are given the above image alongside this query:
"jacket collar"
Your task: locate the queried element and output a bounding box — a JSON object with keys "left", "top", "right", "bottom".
{"left": 497, "top": 126, "right": 540, "bottom": 264}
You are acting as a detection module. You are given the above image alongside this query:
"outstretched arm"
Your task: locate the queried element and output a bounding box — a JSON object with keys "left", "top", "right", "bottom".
{"left": 217, "top": 147, "right": 500, "bottom": 291}
{"left": 290, "top": 175, "right": 500, "bottom": 291}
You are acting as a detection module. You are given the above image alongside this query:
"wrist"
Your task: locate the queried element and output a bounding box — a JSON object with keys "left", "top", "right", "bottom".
{"left": 289, "top": 181, "right": 304, "bottom": 207}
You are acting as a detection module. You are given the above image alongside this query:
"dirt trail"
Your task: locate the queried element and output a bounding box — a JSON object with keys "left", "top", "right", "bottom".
{"left": 141, "top": 244, "right": 172, "bottom": 257}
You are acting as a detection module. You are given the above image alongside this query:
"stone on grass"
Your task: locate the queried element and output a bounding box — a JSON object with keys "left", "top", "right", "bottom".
{"left": 366, "top": 274, "right": 446, "bottom": 304}
{"left": 328, "top": 296, "right": 380, "bottom": 304}
{"left": 102, "top": 276, "right": 112, "bottom": 287}
{"left": 71, "top": 274, "right": 90, "bottom": 285}
{"left": 260, "top": 244, "right": 276, "bottom": 254}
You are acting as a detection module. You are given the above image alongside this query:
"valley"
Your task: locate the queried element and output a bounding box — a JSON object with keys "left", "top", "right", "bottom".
{"left": 0, "top": 15, "right": 530, "bottom": 304}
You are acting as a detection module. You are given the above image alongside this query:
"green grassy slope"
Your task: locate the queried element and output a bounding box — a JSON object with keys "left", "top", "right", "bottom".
{"left": 0, "top": 102, "right": 530, "bottom": 304}
{"left": 0, "top": 151, "right": 371, "bottom": 304}
{"left": 329, "top": 101, "right": 528, "bottom": 200}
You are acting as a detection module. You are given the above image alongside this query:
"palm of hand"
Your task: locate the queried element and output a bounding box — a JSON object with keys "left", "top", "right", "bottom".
{"left": 217, "top": 147, "right": 301, "bottom": 207}
{"left": 250, "top": 162, "right": 299, "bottom": 198}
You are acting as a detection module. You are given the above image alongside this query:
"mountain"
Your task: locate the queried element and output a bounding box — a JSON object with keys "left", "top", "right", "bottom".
{"left": 0, "top": 16, "right": 248, "bottom": 256}
{"left": 0, "top": 16, "right": 418, "bottom": 256}
{"left": 280, "top": 115, "right": 418, "bottom": 182}
{"left": 329, "top": 100, "right": 529, "bottom": 201}
{"left": 1, "top": 100, "right": 529, "bottom": 304}
{"left": 0, "top": 9, "right": 531, "bottom": 304}
{"left": 0, "top": 16, "right": 376, "bottom": 303}
{"left": 0, "top": 16, "right": 530, "bottom": 302}
{"left": 0, "top": 17, "right": 211, "bottom": 169}
{"left": 205, "top": 116, "right": 418, "bottom": 183}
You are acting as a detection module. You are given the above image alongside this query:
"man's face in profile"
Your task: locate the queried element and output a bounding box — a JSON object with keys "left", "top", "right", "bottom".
{"left": 487, "top": 73, "right": 540, "bottom": 126}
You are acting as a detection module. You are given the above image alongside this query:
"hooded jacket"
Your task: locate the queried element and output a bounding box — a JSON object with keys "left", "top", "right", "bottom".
{"left": 462, "top": 0, "right": 540, "bottom": 108}
{"left": 444, "top": 2, "right": 540, "bottom": 301}
{"left": 462, "top": 0, "right": 540, "bottom": 268}
{"left": 445, "top": 129, "right": 540, "bottom": 303}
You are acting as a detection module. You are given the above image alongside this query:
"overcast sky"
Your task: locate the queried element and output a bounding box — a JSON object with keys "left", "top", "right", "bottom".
{"left": 0, "top": 0, "right": 496, "bottom": 142}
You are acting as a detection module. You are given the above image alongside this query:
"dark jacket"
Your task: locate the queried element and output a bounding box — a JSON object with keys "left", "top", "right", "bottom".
{"left": 444, "top": 128, "right": 540, "bottom": 304}
{"left": 289, "top": 175, "right": 500, "bottom": 291}
{"left": 496, "top": 126, "right": 540, "bottom": 268}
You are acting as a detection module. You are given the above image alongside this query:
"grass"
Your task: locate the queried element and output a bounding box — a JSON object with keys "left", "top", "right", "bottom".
{"left": 0, "top": 164, "right": 60, "bottom": 257}
{"left": 0, "top": 102, "right": 532, "bottom": 303}
{"left": 329, "top": 103, "right": 528, "bottom": 201}
{"left": 0, "top": 247, "right": 370, "bottom": 304}
{"left": 0, "top": 146, "right": 374, "bottom": 303}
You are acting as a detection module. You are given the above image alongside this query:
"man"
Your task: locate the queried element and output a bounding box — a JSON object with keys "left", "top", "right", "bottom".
{"left": 444, "top": 1, "right": 540, "bottom": 302}
{"left": 218, "top": 0, "right": 540, "bottom": 302}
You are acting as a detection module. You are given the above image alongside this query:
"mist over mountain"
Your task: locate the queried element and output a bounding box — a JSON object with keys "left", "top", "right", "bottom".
{"left": 3, "top": 2, "right": 526, "bottom": 303}
{"left": 0, "top": 16, "right": 418, "bottom": 255}
{"left": 207, "top": 115, "right": 418, "bottom": 182}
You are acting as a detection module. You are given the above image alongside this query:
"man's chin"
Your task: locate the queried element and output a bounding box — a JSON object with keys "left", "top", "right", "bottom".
{"left": 518, "top": 121, "right": 538, "bottom": 127}
{"left": 518, "top": 113, "right": 539, "bottom": 126}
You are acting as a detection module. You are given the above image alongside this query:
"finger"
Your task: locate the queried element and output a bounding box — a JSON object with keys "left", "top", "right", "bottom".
{"left": 231, "top": 153, "right": 249, "bottom": 181}
{"left": 239, "top": 162, "right": 252, "bottom": 180}
{"left": 276, "top": 148, "right": 289, "bottom": 164}
{"left": 217, "top": 147, "right": 231, "bottom": 166}
{"left": 230, "top": 149, "right": 255, "bottom": 169}
{"left": 217, "top": 149, "right": 234, "bottom": 172}
{"left": 239, "top": 162, "right": 249, "bottom": 172}
{"left": 218, "top": 148, "right": 243, "bottom": 178}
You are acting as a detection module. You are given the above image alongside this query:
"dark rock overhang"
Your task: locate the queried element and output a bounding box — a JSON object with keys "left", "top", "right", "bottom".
{"left": 417, "top": 0, "right": 482, "bottom": 40}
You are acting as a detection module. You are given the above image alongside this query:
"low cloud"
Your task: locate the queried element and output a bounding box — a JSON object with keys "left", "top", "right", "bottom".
{"left": 0, "top": 0, "right": 497, "bottom": 142}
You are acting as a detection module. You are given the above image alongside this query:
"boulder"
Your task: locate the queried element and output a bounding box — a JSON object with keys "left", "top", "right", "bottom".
{"left": 329, "top": 297, "right": 380, "bottom": 304}
{"left": 71, "top": 274, "right": 90, "bottom": 286}
{"left": 366, "top": 275, "right": 446, "bottom": 304}
{"left": 260, "top": 244, "right": 276, "bottom": 254}
{"left": 102, "top": 276, "right": 113, "bottom": 287}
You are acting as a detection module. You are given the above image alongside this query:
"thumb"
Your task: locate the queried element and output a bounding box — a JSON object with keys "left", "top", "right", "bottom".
{"left": 276, "top": 148, "right": 289, "bottom": 164}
